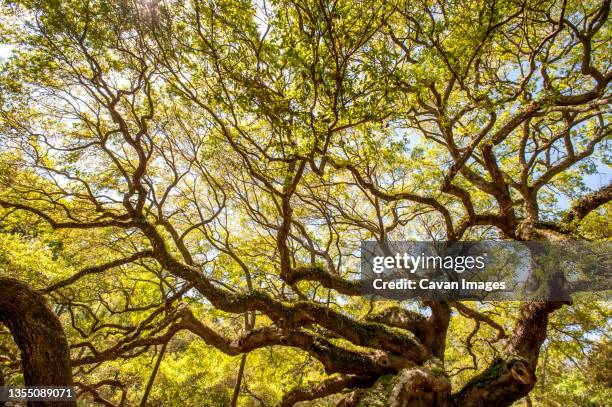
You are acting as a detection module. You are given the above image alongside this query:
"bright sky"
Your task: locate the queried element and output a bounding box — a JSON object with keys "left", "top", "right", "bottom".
{"left": 0, "top": 44, "right": 12, "bottom": 60}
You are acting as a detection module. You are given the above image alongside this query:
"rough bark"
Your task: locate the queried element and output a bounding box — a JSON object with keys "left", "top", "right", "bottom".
{"left": 452, "top": 301, "right": 567, "bottom": 406}
{"left": 355, "top": 361, "right": 452, "bottom": 407}
{"left": 281, "top": 375, "right": 377, "bottom": 407}
{"left": 562, "top": 183, "right": 612, "bottom": 228}
{"left": 0, "top": 278, "right": 74, "bottom": 407}
{"left": 452, "top": 355, "right": 535, "bottom": 406}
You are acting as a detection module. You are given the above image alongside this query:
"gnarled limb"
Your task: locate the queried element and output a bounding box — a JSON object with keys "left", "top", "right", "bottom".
{"left": 280, "top": 374, "right": 377, "bottom": 407}
{"left": 453, "top": 301, "right": 568, "bottom": 406}
{"left": 354, "top": 361, "right": 452, "bottom": 407}
{"left": 288, "top": 265, "right": 361, "bottom": 296}
{"left": 562, "top": 183, "right": 612, "bottom": 230}
{"left": 452, "top": 356, "right": 534, "bottom": 407}
{"left": 0, "top": 278, "right": 75, "bottom": 407}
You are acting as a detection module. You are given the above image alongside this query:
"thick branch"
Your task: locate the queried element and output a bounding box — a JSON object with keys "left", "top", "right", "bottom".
{"left": 280, "top": 375, "right": 377, "bottom": 407}
{"left": 288, "top": 265, "right": 361, "bottom": 296}
{"left": 0, "top": 278, "right": 75, "bottom": 407}
{"left": 562, "top": 183, "right": 612, "bottom": 228}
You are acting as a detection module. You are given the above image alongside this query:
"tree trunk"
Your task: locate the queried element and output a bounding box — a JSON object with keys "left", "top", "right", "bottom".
{"left": 0, "top": 278, "right": 74, "bottom": 407}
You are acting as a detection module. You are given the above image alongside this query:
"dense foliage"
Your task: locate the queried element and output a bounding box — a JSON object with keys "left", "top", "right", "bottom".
{"left": 0, "top": 0, "right": 610, "bottom": 405}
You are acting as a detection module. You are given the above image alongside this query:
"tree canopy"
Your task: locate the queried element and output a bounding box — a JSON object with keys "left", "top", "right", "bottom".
{"left": 0, "top": 0, "right": 610, "bottom": 405}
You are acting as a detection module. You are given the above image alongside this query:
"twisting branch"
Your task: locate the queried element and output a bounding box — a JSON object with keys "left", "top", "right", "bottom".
{"left": 43, "top": 250, "right": 155, "bottom": 293}
{"left": 280, "top": 375, "right": 377, "bottom": 407}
